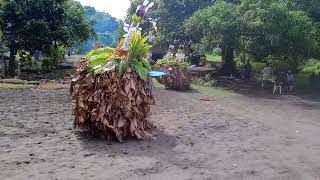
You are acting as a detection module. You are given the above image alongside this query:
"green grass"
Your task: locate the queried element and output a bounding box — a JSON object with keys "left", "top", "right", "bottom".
{"left": 206, "top": 54, "right": 222, "bottom": 64}
{"left": 152, "top": 78, "right": 235, "bottom": 97}
{"left": 0, "top": 83, "right": 36, "bottom": 89}
{"left": 191, "top": 84, "right": 236, "bottom": 97}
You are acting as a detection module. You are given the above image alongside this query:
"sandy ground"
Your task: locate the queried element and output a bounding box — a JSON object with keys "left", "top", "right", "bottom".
{"left": 1, "top": 87, "right": 320, "bottom": 180}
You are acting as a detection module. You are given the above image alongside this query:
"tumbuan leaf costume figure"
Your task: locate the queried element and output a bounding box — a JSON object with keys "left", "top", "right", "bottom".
{"left": 70, "top": 0, "right": 157, "bottom": 142}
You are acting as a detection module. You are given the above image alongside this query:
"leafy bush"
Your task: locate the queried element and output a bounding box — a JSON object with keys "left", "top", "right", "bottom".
{"left": 212, "top": 48, "right": 221, "bottom": 56}
{"left": 301, "top": 59, "right": 320, "bottom": 89}
{"left": 41, "top": 58, "right": 56, "bottom": 71}
{"left": 262, "top": 55, "right": 304, "bottom": 73}
{"left": 303, "top": 59, "right": 320, "bottom": 74}
{"left": 48, "top": 45, "right": 67, "bottom": 66}
{"left": 41, "top": 45, "right": 66, "bottom": 71}
{"left": 17, "top": 51, "right": 37, "bottom": 70}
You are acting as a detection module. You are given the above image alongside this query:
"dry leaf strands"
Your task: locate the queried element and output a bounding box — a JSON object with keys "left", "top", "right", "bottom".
{"left": 155, "top": 64, "right": 191, "bottom": 91}
{"left": 70, "top": 60, "right": 154, "bottom": 142}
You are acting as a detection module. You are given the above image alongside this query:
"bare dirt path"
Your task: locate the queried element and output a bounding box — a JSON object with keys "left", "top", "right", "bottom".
{"left": 0, "top": 87, "right": 320, "bottom": 180}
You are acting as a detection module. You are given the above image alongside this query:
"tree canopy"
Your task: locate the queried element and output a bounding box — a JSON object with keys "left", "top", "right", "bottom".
{"left": 124, "top": 0, "right": 320, "bottom": 74}
{"left": 126, "top": 0, "right": 211, "bottom": 47}
{"left": 0, "top": 0, "right": 95, "bottom": 75}
{"left": 185, "top": 0, "right": 320, "bottom": 73}
{"left": 0, "top": 0, "right": 94, "bottom": 54}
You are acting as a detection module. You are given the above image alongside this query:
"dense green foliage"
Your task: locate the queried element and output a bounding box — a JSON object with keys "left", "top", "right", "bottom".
{"left": 0, "top": 0, "right": 94, "bottom": 53}
{"left": 303, "top": 59, "right": 320, "bottom": 74}
{"left": 152, "top": 0, "right": 211, "bottom": 46}
{"left": 0, "top": 0, "right": 94, "bottom": 74}
{"left": 124, "top": 0, "right": 320, "bottom": 75}
{"left": 185, "top": 0, "right": 320, "bottom": 72}
{"left": 126, "top": 0, "right": 210, "bottom": 46}
{"left": 17, "top": 51, "right": 35, "bottom": 70}
{"left": 64, "top": 1, "right": 95, "bottom": 46}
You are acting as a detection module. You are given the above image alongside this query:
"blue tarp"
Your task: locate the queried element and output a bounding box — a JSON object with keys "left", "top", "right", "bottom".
{"left": 148, "top": 71, "right": 166, "bottom": 77}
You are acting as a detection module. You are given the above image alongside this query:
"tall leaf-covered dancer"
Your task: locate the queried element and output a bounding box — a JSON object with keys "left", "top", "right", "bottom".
{"left": 70, "top": 0, "right": 157, "bottom": 142}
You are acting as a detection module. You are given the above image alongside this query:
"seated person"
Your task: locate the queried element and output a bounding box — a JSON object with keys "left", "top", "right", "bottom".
{"left": 199, "top": 54, "right": 208, "bottom": 67}
{"left": 261, "top": 63, "right": 273, "bottom": 88}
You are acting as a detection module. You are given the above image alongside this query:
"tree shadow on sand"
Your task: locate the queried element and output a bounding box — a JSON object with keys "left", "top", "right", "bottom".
{"left": 73, "top": 128, "right": 195, "bottom": 169}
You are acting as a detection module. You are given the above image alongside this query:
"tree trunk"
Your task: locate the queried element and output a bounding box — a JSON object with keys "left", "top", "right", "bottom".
{"left": 215, "top": 44, "right": 238, "bottom": 77}
{"left": 8, "top": 48, "right": 16, "bottom": 77}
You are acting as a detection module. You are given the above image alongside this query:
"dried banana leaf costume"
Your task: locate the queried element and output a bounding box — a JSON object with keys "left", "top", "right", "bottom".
{"left": 70, "top": 0, "right": 155, "bottom": 142}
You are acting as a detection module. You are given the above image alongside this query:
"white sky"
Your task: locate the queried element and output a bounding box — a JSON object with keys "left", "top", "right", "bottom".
{"left": 75, "top": 0, "right": 131, "bottom": 19}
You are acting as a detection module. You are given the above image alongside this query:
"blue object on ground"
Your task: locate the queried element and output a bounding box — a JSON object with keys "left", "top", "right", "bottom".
{"left": 148, "top": 71, "right": 166, "bottom": 77}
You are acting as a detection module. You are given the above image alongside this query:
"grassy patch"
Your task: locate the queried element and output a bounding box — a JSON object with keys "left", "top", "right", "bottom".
{"left": 191, "top": 84, "right": 236, "bottom": 97}
{"left": 206, "top": 54, "right": 222, "bottom": 64}
{"left": 152, "top": 79, "right": 235, "bottom": 97}
{"left": 251, "top": 62, "right": 265, "bottom": 74}
{"left": 38, "top": 83, "right": 69, "bottom": 90}
{"left": 19, "top": 69, "right": 74, "bottom": 81}
{"left": 0, "top": 83, "right": 36, "bottom": 89}
{"left": 44, "top": 69, "right": 74, "bottom": 80}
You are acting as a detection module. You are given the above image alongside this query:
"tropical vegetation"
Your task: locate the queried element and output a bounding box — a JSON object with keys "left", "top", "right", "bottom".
{"left": 125, "top": 0, "right": 320, "bottom": 78}
{"left": 0, "top": 0, "right": 95, "bottom": 75}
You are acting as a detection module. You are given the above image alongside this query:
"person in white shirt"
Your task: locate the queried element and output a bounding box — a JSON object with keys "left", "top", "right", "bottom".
{"left": 175, "top": 49, "right": 185, "bottom": 63}
{"left": 164, "top": 50, "right": 173, "bottom": 59}
{"left": 164, "top": 45, "right": 174, "bottom": 59}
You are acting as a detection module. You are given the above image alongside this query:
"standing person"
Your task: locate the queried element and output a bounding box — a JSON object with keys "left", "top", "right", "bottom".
{"left": 34, "top": 49, "right": 41, "bottom": 62}
{"left": 243, "top": 61, "right": 252, "bottom": 80}
{"left": 68, "top": 49, "right": 71, "bottom": 56}
{"left": 261, "top": 63, "right": 273, "bottom": 88}
{"left": 189, "top": 49, "right": 196, "bottom": 65}
{"left": 190, "top": 50, "right": 200, "bottom": 66}
{"left": 287, "top": 70, "right": 294, "bottom": 91}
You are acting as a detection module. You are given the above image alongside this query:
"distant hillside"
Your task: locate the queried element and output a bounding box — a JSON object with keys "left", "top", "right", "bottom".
{"left": 75, "top": 6, "right": 119, "bottom": 54}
